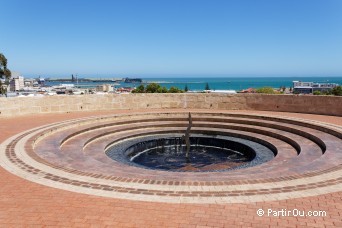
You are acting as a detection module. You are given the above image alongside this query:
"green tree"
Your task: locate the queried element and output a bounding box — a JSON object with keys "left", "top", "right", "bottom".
{"left": 205, "top": 82, "right": 210, "bottom": 90}
{"left": 132, "top": 84, "right": 145, "bottom": 93}
{"left": 323, "top": 90, "right": 332, "bottom": 95}
{"left": 331, "top": 86, "right": 342, "bottom": 96}
{"left": 145, "top": 83, "right": 161, "bottom": 93}
{"left": 313, "top": 91, "right": 322, "bottom": 95}
{"left": 256, "top": 87, "right": 277, "bottom": 94}
{"left": 0, "top": 80, "right": 6, "bottom": 95}
{"left": 0, "top": 53, "right": 11, "bottom": 96}
{"left": 132, "top": 84, "right": 184, "bottom": 93}
{"left": 157, "top": 86, "right": 168, "bottom": 93}
{"left": 0, "top": 53, "right": 11, "bottom": 79}
{"left": 168, "top": 86, "right": 183, "bottom": 93}
{"left": 184, "top": 84, "right": 189, "bottom": 92}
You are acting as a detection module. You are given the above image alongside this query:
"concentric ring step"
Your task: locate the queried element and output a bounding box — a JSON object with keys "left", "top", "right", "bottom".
{"left": 33, "top": 113, "right": 333, "bottom": 177}
{"left": 1, "top": 110, "right": 341, "bottom": 204}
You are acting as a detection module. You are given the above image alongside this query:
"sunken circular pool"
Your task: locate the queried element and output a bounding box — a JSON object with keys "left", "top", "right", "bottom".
{"left": 106, "top": 134, "right": 275, "bottom": 172}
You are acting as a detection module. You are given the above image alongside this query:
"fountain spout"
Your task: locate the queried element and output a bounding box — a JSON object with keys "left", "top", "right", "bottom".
{"left": 182, "top": 112, "right": 192, "bottom": 159}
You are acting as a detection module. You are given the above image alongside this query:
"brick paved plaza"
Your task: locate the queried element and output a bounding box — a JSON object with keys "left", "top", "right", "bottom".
{"left": 2, "top": 0, "right": 342, "bottom": 226}
{"left": 0, "top": 109, "right": 341, "bottom": 227}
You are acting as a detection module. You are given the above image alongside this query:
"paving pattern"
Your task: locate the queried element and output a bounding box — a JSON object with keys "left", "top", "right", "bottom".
{"left": 0, "top": 109, "right": 341, "bottom": 227}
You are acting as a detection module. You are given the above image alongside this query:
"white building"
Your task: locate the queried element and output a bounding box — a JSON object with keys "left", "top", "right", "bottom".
{"left": 293, "top": 81, "right": 339, "bottom": 94}
{"left": 10, "top": 76, "right": 25, "bottom": 91}
{"left": 293, "top": 81, "right": 314, "bottom": 87}
{"left": 24, "top": 78, "right": 36, "bottom": 87}
{"left": 209, "top": 90, "right": 237, "bottom": 94}
{"left": 96, "top": 84, "right": 113, "bottom": 92}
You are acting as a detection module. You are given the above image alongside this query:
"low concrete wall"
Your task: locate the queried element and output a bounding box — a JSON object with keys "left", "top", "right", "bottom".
{"left": 0, "top": 94, "right": 341, "bottom": 117}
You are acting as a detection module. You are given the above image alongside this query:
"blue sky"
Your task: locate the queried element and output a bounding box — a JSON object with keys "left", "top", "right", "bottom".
{"left": 1, "top": 0, "right": 342, "bottom": 77}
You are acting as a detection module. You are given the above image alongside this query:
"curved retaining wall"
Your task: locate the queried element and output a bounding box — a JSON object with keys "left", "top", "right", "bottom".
{"left": 0, "top": 93, "right": 341, "bottom": 117}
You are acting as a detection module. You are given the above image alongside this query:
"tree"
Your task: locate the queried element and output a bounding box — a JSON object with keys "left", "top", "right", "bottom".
{"left": 168, "top": 86, "right": 183, "bottom": 93}
{"left": 145, "top": 83, "right": 161, "bottom": 93}
{"left": 184, "top": 84, "right": 189, "bottom": 92}
{"left": 132, "top": 84, "right": 145, "bottom": 93}
{"left": 313, "top": 91, "right": 322, "bottom": 95}
{"left": 0, "top": 53, "right": 11, "bottom": 96}
{"left": 331, "top": 86, "right": 342, "bottom": 96}
{"left": 205, "top": 82, "right": 210, "bottom": 90}
{"left": 132, "top": 83, "right": 184, "bottom": 93}
{"left": 0, "top": 53, "right": 11, "bottom": 79}
{"left": 323, "top": 90, "right": 332, "bottom": 95}
{"left": 157, "top": 86, "right": 168, "bottom": 93}
{"left": 0, "top": 80, "right": 6, "bottom": 95}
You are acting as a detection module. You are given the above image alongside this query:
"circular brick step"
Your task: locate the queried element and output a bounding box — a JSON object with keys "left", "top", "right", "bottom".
{"left": 1, "top": 110, "right": 341, "bottom": 203}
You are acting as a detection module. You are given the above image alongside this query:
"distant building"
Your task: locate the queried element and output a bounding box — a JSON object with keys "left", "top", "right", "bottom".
{"left": 10, "top": 76, "right": 24, "bottom": 91}
{"left": 311, "top": 83, "right": 339, "bottom": 93}
{"left": 38, "top": 76, "right": 45, "bottom": 85}
{"left": 293, "top": 81, "right": 339, "bottom": 94}
{"left": 58, "top": 84, "right": 75, "bottom": 89}
{"left": 239, "top": 88, "right": 256, "bottom": 93}
{"left": 24, "top": 78, "right": 37, "bottom": 87}
{"left": 96, "top": 84, "right": 113, "bottom": 92}
{"left": 117, "top": 87, "right": 135, "bottom": 93}
{"left": 210, "top": 90, "right": 237, "bottom": 94}
{"left": 293, "top": 81, "right": 314, "bottom": 87}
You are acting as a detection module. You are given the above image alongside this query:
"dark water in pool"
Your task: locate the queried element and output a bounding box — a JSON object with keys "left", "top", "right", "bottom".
{"left": 127, "top": 137, "right": 256, "bottom": 172}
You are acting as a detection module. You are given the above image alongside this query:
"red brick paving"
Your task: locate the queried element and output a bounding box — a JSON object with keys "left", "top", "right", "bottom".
{"left": 0, "top": 110, "right": 341, "bottom": 227}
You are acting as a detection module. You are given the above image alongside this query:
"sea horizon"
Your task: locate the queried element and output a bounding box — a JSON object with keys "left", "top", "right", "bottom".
{"left": 44, "top": 76, "right": 342, "bottom": 91}
{"left": 35, "top": 74, "right": 342, "bottom": 79}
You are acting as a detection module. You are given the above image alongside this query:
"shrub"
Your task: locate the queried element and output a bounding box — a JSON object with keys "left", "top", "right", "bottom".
{"left": 145, "top": 83, "right": 161, "bottom": 93}
{"left": 133, "top": 83, "right": 184, "bottom": 93}
{"left": 157, "top": 87, "right": 168, "bottom": 93}
{"left": 332, "top": 86, "right": 342, "bottom": 96}
{"left": 168, "top": 87, "right": 183, "bottom": 93}
{"left": 132, "top": 84, "right": 145, "bottom": 93}
{"left": 256, "top": 87, "right": 277, "bottom": 94}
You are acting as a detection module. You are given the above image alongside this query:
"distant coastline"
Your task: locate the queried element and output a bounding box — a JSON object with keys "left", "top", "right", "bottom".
{"left": 43, "top": 76, "right": 342, "bottom": 91}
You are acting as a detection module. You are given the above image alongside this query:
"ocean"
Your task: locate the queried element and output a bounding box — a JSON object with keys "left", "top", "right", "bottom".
{"left": 45, "top": 77, "right": 342, "bottom": 91}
